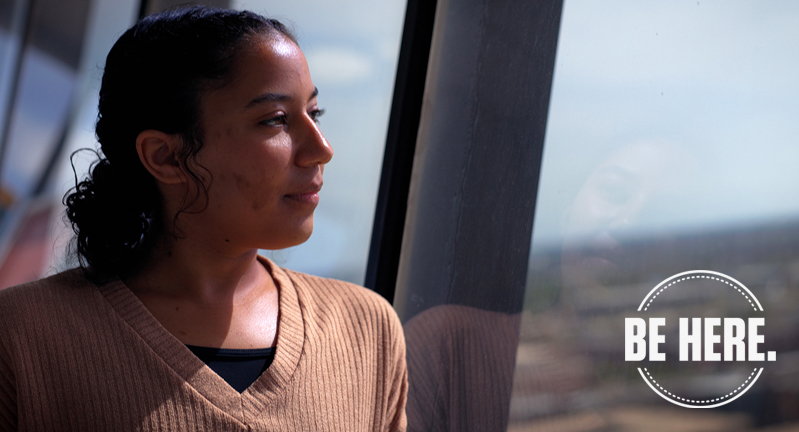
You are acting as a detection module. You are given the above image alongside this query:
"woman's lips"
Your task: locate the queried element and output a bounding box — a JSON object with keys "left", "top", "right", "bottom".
{"left": 285, "top": 192, "right": 319, "bottom": 205}
{"left": 285, "top": 185, "right": 322, "bottom": 205}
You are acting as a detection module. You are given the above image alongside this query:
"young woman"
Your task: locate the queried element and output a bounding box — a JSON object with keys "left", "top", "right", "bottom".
{"left": 0, "top": 7, "right": 406, "bottom": 431}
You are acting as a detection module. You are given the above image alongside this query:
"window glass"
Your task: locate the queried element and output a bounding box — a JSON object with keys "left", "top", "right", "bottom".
{"left": 0, "top": 0, "right": 91, "bottom": 204}
{"left": 2, "top": 49, "right": 73, "bottom": 201}
{"left": 515, "top": 1, "right": 799, "bottom": 429}
{"left": 0, "top": 0, "right": 26, "bottom": 146}
{"left": 233, "top": 0, "right": 407, "bottom": 283}
{"left": 0, "top": 0, "right": 91, "bottom": 282}
{"left": 45, "top": 0, "right": 141, "bottom": 273}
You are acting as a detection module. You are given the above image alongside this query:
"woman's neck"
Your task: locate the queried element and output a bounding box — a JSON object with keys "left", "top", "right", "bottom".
{"left": 122, "top": 236, "right": 280, "bottom": 349}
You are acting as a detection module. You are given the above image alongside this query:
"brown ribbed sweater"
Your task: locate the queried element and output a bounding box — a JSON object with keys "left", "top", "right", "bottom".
{"left": 0, "top": 257, "right": 407, "bottom": 431}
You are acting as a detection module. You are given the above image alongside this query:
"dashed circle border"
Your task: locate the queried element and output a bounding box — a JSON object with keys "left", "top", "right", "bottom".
{"left": 637, "top": 270, "right": 763, "bottom": 312}
{"left": 643, "top": 275, "right": 757, "bottom": 311}
{"left": 641, "top": 367, "right": 759, "bottom": 405}
{"left": 634, "top": 270, "right": 766, "bottom": 409}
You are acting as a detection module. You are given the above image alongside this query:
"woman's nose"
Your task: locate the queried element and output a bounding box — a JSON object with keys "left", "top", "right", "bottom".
{"left": 295, "top": 114, "right": 333, "bottom": 167}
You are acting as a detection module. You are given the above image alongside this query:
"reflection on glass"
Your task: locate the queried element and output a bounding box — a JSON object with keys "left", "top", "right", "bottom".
{"left": 234, "top": 0, "right": 406, "bottom": 283}
{"left": 405, "top": 305, "right": 520, "bottom": 431}
{"left": 515, "top": 1, "right": 799, "bottom": 430}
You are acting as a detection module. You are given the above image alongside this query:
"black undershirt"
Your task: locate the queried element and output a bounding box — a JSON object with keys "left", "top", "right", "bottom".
{"left": 186, "top": 345, "right": 275, "bottom": 393}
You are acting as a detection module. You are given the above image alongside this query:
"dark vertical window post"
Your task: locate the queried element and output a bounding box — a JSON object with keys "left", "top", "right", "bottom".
{"left": 395, "top": 0, "right": 563, "bottom": 319}
{"left": 365, "top": 0, "right": 438, "bottom": 301}
{"left": 391, "top": 0, "right": 563, "bottom": 429}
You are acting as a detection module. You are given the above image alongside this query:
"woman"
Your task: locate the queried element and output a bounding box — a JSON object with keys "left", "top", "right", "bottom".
{"left": 0, "top": 6, "right": 406, "bottom": 431}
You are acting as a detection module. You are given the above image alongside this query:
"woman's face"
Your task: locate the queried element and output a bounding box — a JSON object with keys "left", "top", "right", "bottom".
{"left": 189, "top": 34, "right": 333, "bottom": 251}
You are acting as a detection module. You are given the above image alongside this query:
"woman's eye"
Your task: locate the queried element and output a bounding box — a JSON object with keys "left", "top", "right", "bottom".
{"left": 309, "top": 108, "right": 325, "bottom": 123}
{"left": 260, "top": 115, "right": 286, "bottom": 127}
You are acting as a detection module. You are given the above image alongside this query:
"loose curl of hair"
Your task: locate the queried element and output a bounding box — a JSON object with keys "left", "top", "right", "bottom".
{"left": 64, "top": 6, "right": 296, "bottom": 281}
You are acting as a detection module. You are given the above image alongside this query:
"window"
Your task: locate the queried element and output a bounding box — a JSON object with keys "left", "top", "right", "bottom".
{"left": 514, "top": 1, "right": 799, "bottom": 429}
{"left": 393, "top": 0, "right": 799, "bottom": 429}
{"left": 0, "top": 0, "right": 97, "bottom": 286}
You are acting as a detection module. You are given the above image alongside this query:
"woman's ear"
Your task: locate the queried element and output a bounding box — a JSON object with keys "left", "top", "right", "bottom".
{"left": 136, "top": 130, "right": 186, "bottom": 184}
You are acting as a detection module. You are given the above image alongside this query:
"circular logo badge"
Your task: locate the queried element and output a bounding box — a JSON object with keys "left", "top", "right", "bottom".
{"left": 625, "top": 270, "right": 775, "bottom": 408}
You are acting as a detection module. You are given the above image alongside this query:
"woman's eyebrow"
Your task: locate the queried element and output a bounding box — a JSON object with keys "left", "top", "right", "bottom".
{"left": 246, "top": 87, "right": 318, "bottom": 108}
{"left": 247, "top": 92, "right": 290, "bottom": 108}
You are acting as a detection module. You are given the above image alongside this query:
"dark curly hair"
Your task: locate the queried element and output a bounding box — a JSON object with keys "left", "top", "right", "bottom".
{"left": 64, "top": 6, "right": 296, "bottom": 281}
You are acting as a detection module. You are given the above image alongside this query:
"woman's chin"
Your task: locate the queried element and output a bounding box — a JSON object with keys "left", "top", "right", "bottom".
{"left": 264, "top": 220, "right": 315, "bottom": 250}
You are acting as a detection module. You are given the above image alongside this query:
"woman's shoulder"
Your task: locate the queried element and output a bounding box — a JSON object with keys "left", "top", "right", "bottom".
{"left": 0, "top": 268, "right": 91, "bottom": 299}
{"left": 284, "top": 267, "right": 395, "bottom": 314}
{"left": 264, "top": 259, "right": 402, "bottom": 334}
{"left": 0, "top": 269, "right": 98, "bottom": 326}
{"left": 258, "top": 255, "right": 388, "bottom": 310}
{"left": 280, "top": 266, "right": 406, "bottom": 363}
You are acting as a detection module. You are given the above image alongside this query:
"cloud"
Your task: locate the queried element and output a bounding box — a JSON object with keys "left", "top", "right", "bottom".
{"left": 234, "top": 0, "right": 405, "bottom": 43}
{"left": 305, "top": 46, "right": 374, "bottom": 86}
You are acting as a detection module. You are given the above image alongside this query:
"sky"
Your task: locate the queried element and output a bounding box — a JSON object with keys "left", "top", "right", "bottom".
{"left": 532, "top": 0, "right": 799, "bottom": 248}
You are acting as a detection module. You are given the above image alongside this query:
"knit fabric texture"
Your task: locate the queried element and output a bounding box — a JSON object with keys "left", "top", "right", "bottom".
{"left": 0, "top": 257, "right": 407, "bottom": 431}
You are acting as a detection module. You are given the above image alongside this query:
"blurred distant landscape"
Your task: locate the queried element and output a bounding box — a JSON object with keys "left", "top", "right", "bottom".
{"left": 511, "top": 218, "right": 799, "bottom": 431}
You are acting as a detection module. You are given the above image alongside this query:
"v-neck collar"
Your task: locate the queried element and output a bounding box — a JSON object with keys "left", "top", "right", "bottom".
{"left": 96, "top": 256, "right": 305, "bottom": 423}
